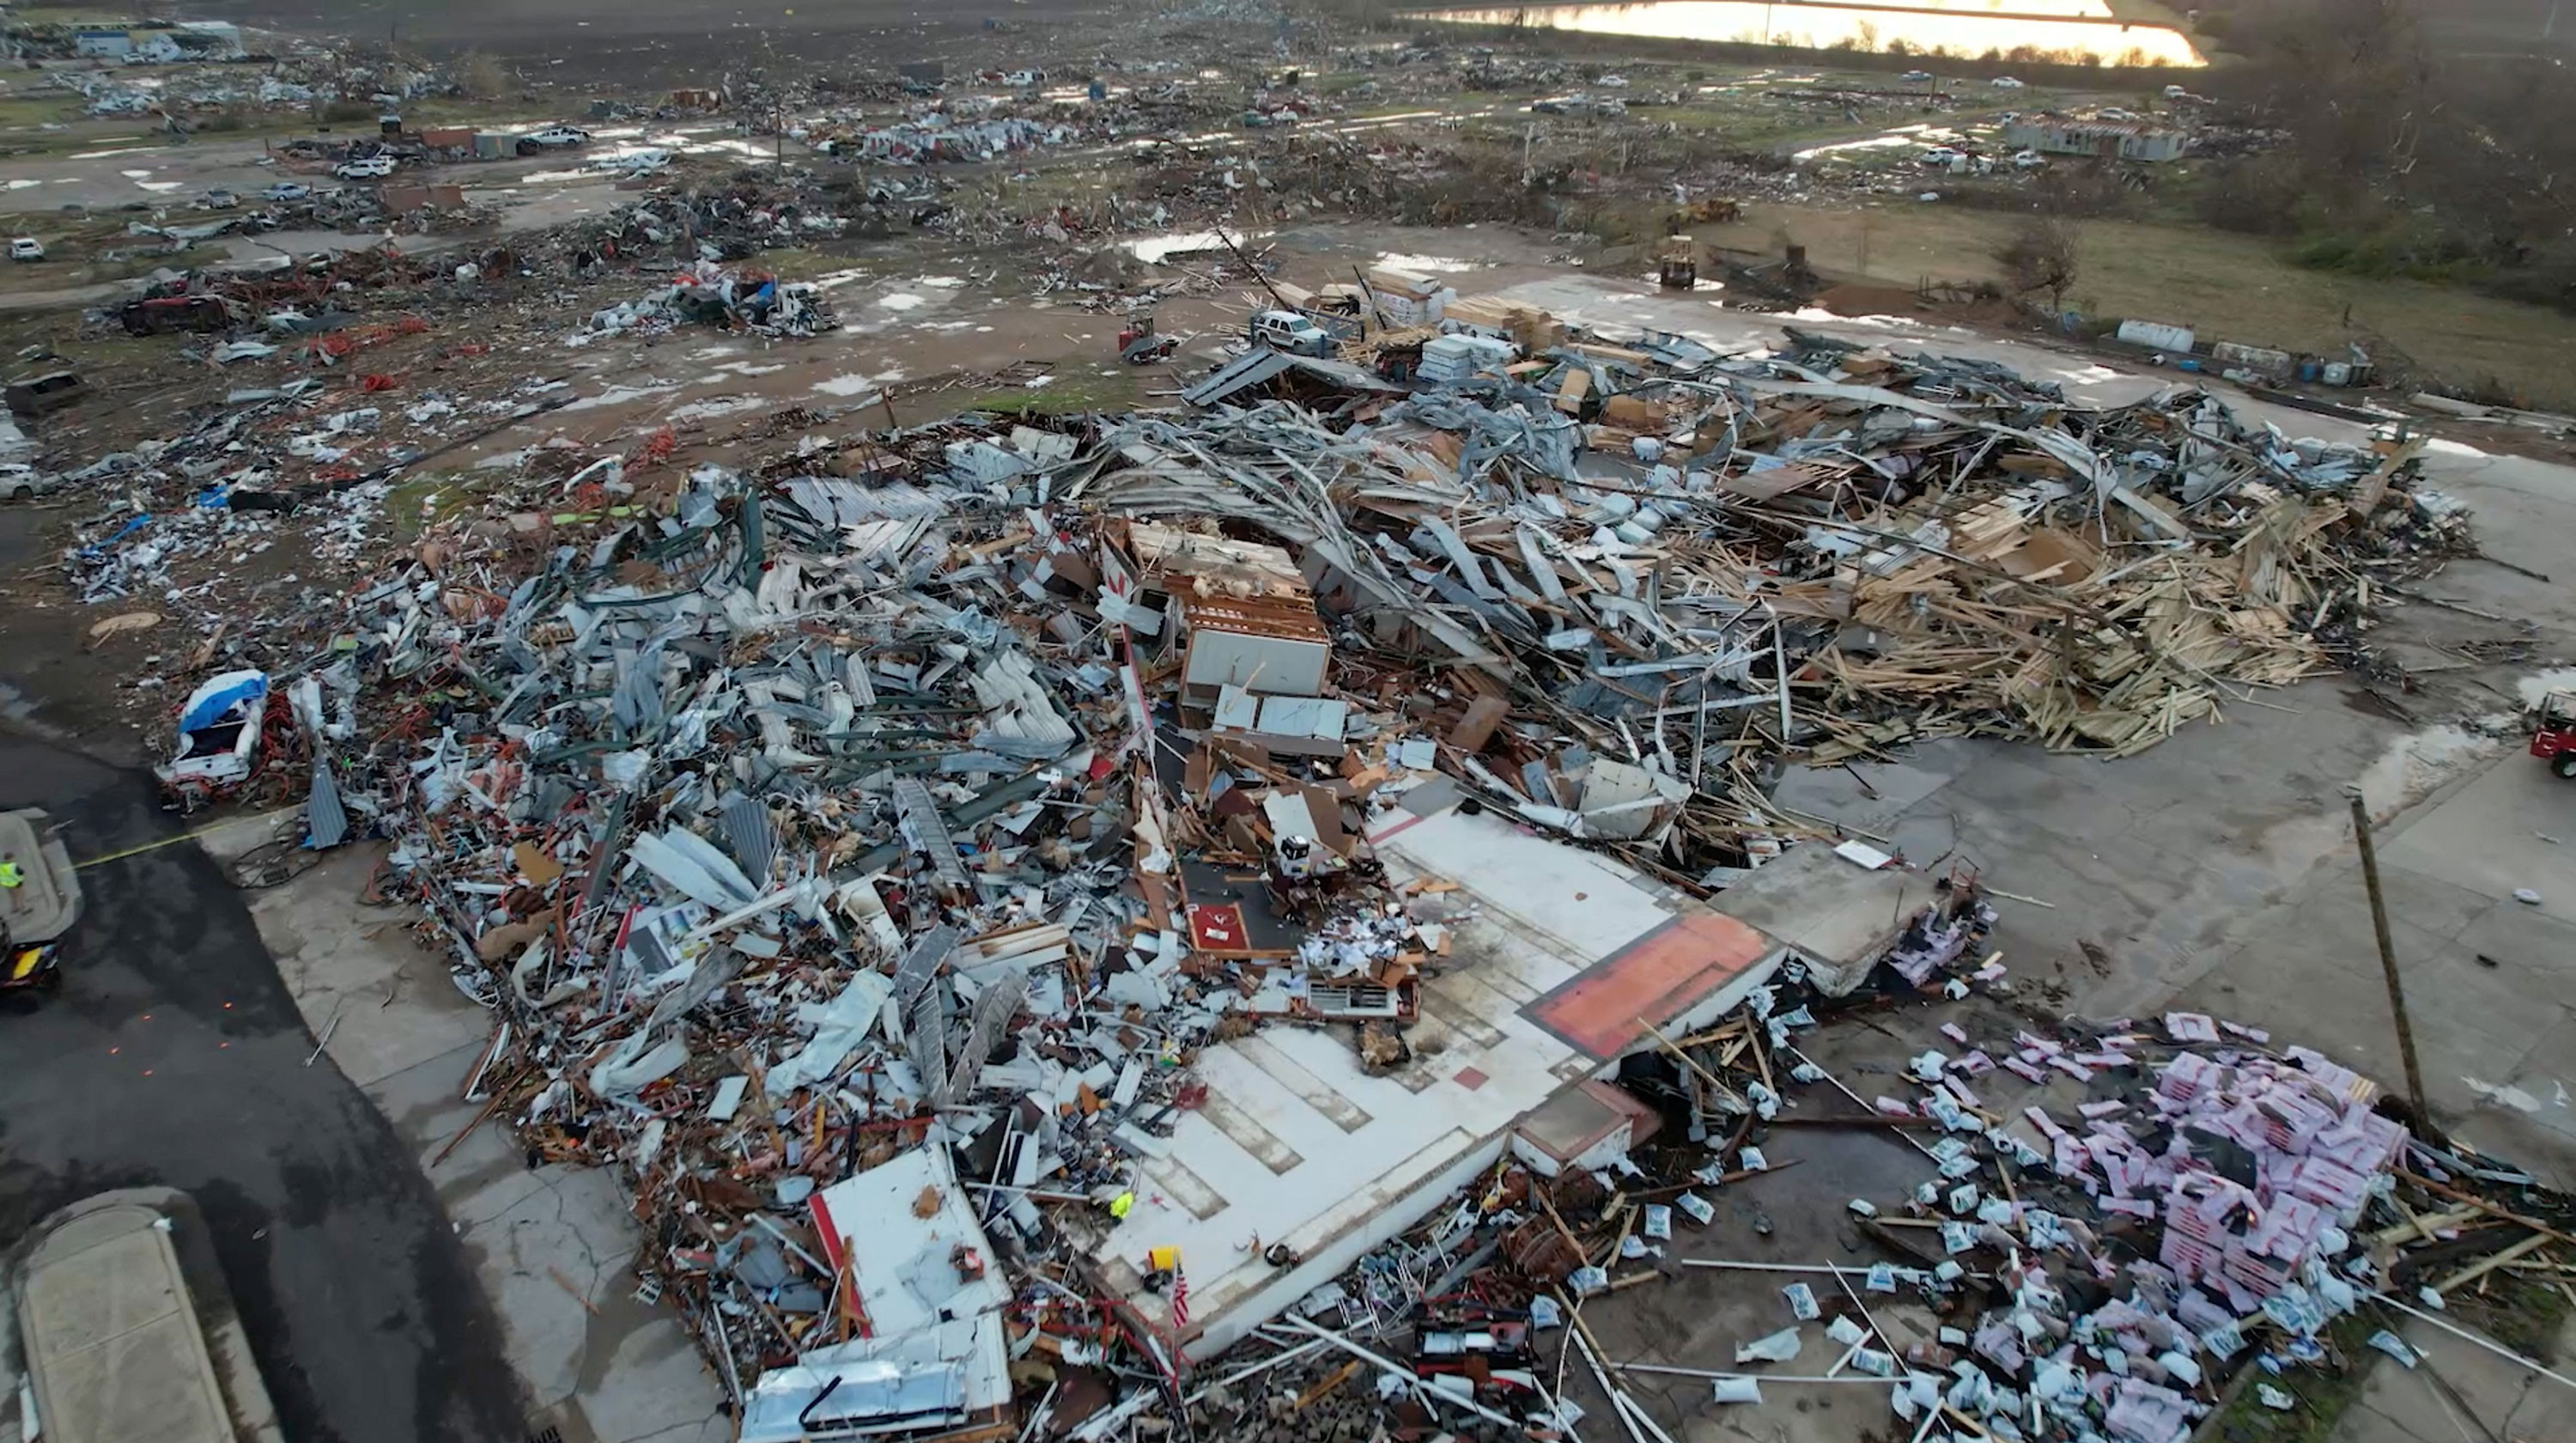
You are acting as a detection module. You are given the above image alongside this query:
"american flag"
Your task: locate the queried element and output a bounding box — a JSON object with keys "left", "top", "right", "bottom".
{"left": 1169, "top": 1267, "right": 1190, "bottom": 1330}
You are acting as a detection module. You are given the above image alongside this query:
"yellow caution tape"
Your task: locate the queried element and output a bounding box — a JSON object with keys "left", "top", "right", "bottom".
{"left": 74, "top": 822, "right": 248, "bottom": 870}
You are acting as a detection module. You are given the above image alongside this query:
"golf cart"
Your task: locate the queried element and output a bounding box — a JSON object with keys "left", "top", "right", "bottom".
{"left": 2533, "top": 691, "right": 2576, "bottom": 778}
{"left": 0, "top": 807, "right": 80, "bottom": 1002}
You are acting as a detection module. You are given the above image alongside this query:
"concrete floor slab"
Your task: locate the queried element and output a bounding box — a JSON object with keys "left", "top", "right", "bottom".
{"left": 248, "top": 844, "right": 492, "bottom": 1092}
{"left": 2445, "top": 903, "right": 2576, "bottom": 1008}
{"left": 2329, "top": 1319, "right": 2542, "bottom": 1443}
{"left": 573, "top": 1320, "right": 733, "bottom": 1443}
{"left": 468, "top": 1165, "right": 635, "bottom": 1410}
{"left": 248, "top": 843, "right": 732, "bottom": 1443}
{"left": 1864, "top": 720, "right": 2422, "bottom": 1016}
{"left": 2499, "top": 1016, "right": 2576, "bottom": 1114}
{"left": 2361, "top": 863, "right": 2513, "bottom": 947}
{"left": 2183, "top": 866, "right": 2451, "bottom": 1020}
{"left": 1918, "top": 791, "right": 2207, "bottom": 965}
{"left": 2154, "top": 740, "right": 2576, "bottom": 1184}
{"left": 2379, "top": 756, "right": 2576, "bottom": 905}
{"left": 2448, "top": 1015, "right": 2576, "bottom": 1165}
{"left": 1770, "top": 738, "right": 1980, "bottom": 839}
{"left": 1885, "top": 808, "right": 1963, "bottom": 870}
{"left": 2184, "top": 940, "right": 2427, "bottom": 1056}
{"left": 1940, "top": 747, "right": 2172, "bottom": 844}
{"left": 2403, "top": 947, "right": 2573, "bottom": 1068}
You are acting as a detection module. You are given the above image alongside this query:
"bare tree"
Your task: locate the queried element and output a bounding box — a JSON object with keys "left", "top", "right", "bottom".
{"left": 1994, "top": 216, "right": 2082, "bottom": 313}
{"left": 455, "top": 52, "right": 510, "bottom": 100}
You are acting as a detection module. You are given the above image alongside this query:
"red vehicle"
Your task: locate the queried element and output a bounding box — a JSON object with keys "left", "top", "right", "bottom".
{"left": 2533, "top": 691, "right": 2576, "bottom": 778}
{"left": 1116, "top": 314, "right": 1176, "bottom": 365}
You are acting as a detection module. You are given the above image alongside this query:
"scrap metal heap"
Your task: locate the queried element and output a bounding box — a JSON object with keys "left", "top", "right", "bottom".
{"left": 261, "top": 326, "right": 2485, "bottom": 1439}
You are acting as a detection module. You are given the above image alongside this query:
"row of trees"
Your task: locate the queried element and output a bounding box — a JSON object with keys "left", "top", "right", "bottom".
{"left": 2194, "top": 0, "right": 2576, "bottom": 308}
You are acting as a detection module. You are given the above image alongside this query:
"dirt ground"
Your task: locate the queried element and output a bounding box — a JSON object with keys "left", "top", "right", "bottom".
{"left": 0, "top": 195, "right": 2561, "bottom": 766}
{"left": 189, "top": 0, "right": 1121, "bottom": 76}
{"left": 0, "top": 214, "right": 1554, "bottom": 761}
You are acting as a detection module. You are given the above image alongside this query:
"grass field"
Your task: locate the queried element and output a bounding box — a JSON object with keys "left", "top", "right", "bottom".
{"left": 0, "top": 212, "right": 176, "bottom": 294}
{"left": 0, "top": 96, "right": 80, "bottom": 130}
{"left": 959, "top": 368, "right": 1139, "bottom": 417}
{"left": 1698, "top": 200, "right": 2576, "bottom": 408}
{"left": 11, "top": 7, "right": 143, "bottom": 24}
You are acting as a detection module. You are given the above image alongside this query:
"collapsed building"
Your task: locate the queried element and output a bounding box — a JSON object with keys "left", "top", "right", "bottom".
{"left": 97, "top": 297, "right": 2499, "bottom": 1443}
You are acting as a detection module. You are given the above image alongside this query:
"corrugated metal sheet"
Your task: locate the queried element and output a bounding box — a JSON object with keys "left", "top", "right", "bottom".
{"left": 1182, "top": 347, "right": 1297, "bottom": 405}
{"left": 717, "top": 792, "right": 775, "bottom": 886}
{"left": 304, "top": 760, "right": 349, "bottom": 849}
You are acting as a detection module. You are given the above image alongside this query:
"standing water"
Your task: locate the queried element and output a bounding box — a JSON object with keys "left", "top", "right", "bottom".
{"left": 1417, "top": 0, "right": 2204, "bottom": 68}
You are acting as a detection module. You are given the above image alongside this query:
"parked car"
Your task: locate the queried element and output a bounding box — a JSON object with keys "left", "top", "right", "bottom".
{"left": 200, "top": 188, "right": 237, "bottom": 209}
{"left": 119, "top": 294, "right": 243, "bottom": 336}
{"left": 0, "top": 462, "right": 58, "bottom": 500}
{"left": 332, "top": 155, "right": 396, "bottom": 180}
{"left": 1991, "top": 76, "right": 2026, "bottom": 89}
{"left": 526, "top": 125, "right": 592, "bottom": 147}
{"left": 2012, "top": 149, "right": 2048, "bottom": 170}
{"left": 261, "top": 181, "right": 311, "bottom": 203}
{"left": 1249, "top": 308, "right": 1334, "bottom": 358}
{"left": 2097, "top": 107, "right": 2136, "bottom": 120}
{"left": 4, "top": 368, "right": 85, "bottom": 419}
{"left": 1919, "top": 146, "right": 1965, "bottom": 167}
{"left": 9, "top": 236, "right": 43, "bottom": 263}
{"left": 1900, "top": 70, "right": 1934, "bottom": 82}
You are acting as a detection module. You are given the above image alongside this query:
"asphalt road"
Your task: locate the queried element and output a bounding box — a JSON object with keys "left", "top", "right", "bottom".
{"left": 0, "top": 733, "right": 526, "bottom": 1443}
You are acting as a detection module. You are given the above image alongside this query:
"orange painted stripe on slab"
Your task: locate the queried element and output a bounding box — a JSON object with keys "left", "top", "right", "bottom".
{"left": 1524, "top": 912, "right": 1772, "bottom": 1059}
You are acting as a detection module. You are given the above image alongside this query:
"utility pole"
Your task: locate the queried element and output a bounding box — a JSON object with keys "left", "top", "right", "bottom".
{"left": 2347, "top": 788, "right": 2435, "bottom": 1139}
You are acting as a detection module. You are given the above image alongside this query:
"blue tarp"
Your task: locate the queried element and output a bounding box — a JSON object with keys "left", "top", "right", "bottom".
{"left": 179, "top": 668, "right": 267, "bottom": 734}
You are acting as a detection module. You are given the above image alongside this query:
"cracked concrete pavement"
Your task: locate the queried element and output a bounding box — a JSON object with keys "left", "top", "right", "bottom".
{"left": 2324, "top": 1310, "right": 2576, "bottom": 1443}
{"left": 239, "top": 840, "right": 732, "bottom": 1443}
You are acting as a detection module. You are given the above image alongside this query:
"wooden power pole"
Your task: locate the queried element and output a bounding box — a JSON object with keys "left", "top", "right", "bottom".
{"left": 2348, "top": 788, "right": 2434, "bottom": 1139}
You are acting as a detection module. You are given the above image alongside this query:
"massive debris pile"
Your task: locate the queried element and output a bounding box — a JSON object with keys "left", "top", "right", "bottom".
{"left": 1062, "top": 325, "right": 2467, "bottom": 878}
{"left": 54, "top": 297, "right": 2504, "bottom": 1439}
